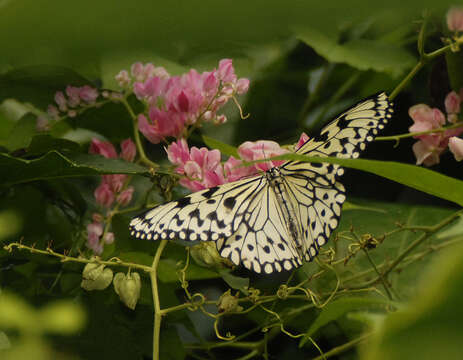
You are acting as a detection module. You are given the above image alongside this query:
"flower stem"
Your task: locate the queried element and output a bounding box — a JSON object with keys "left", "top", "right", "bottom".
{"left": 150, "top": 240, "right": 168, "bottom": 360}
{"left": 119, "top": 97, "right": 158, "bottom": 169}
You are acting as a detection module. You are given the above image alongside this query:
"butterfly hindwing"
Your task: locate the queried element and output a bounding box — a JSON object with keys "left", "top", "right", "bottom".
{"left": 129, "top": 92, "right": 393, "bottom": 274}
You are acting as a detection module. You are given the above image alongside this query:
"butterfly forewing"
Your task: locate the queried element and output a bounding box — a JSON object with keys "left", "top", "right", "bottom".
{"left": 129, "top": 92, "right": 393, "bottom": 274}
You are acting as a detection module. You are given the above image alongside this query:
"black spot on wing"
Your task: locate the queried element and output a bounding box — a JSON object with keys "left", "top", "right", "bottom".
{"left": 176, "top": 197, "right": 191, "bottom": 208}
{"left": 224, "top": 196, "right": 236, "bottom": 210}
{"left": 203, "top": 186, "right": 219, "bottom": 198}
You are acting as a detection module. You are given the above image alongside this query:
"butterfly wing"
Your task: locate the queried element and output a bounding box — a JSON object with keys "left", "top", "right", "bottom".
{"left": 130, "top": 175, "right": 267, "bottom": 243}
{"left": 279, "top": 92, "right": 393, "bottom": 261}
{"left": 216, "top": 181, "right": 302, "bottom": 274}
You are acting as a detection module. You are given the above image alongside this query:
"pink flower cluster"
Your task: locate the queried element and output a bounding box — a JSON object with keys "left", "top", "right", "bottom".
{"left": 86, "top": 138, "right": 137, "bottom": 254}
{"left": 409, "top": 90, "right": 463, "bottom": 166}
{"left": 166, "top": 136, "right": 308, "bottom": 192}
{"left": 117, "top": 59, "right": 249, "bottom": 144}
{"left": 89, "top": 138, "right": 136, "bottom": 208}
{"left": 447, "top": 7, "right": 463, "bottom": 32}
{"left": 87, "top": 213, "right": 115, "bottom": 255}
{"left": 47, "top": 85, "right": 99, "bottom": 120}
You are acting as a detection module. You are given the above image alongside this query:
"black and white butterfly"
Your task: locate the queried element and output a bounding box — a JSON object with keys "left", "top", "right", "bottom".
{"left": 129, "top": 92, "right": 393, "bottom": 274}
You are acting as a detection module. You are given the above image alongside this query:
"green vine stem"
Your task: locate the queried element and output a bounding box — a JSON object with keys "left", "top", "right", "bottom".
{"left": 119, "top": 97, "right": 158, "bottom": 169}
{"left": 389, "top": 21, "right": 463, "bottom": 101}
{"left": 150, "top": 239, "right": 168, "bottom": 360}
{"left": 376, "top": 121, "right": 463, "bottom": 143}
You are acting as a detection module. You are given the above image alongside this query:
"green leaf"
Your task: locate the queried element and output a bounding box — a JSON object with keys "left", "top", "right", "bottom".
{"left": 294, "top": 26, "right": 415, "bottom": 77}
{"left": 0, "top": 150, "right": 148, "bottom": 186}
{"left": 157, "top": 258, "right": 220, "bottom": 282}
{"left": 219, "top": 270, "right": 249, "bottom": 290}
{"left": 299, "top": 297, "right": 393, "bottom": 347}
{"left": 26, "top": 134, "right": 81, "bottom": 156}
{"left": 202, "top": 135, "right": 239, "bottom": 157}
{"left": 2, "top": 113, "right": 36, "bottom": 152}
{"left": 267, "top": 154, "right": 463, "bottom": 207}
{"left": 437, "top": 215, "right": 463, "bottom": 239}
{"left": 361, "top": 241, "right": 463, "bottom": 360}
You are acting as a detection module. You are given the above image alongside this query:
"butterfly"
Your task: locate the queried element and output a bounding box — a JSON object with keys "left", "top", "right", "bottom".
{"left": 129, "top": 92, "right": 393, "bottom": 274}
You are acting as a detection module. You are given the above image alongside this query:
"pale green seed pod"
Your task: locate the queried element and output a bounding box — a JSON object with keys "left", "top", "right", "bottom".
{"left": 81, "top": 263, "right": 113, "bottom": 291}
{"left": 113, "top": 272, "right": 141, "bottom": 310}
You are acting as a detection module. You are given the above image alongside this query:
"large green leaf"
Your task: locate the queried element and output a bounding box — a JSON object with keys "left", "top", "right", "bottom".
{"left": 361, "top": 242, "right": 463, "bottom": 360}
{"left": 294, "top": 26, "right": 415, "bottom": 77}
{"left": 269, "top": 154, "right": 463, "bottom": 206}
{"left": 299, "top": 297, "right": 393, "bottom": 347}
{"left": 0, "top": 151, "right": 148, "bottom": 186}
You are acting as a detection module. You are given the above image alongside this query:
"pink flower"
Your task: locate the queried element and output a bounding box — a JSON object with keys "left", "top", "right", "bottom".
{"left": 295, "top": 132, "right": 310, "bottom": 150}
{"left": 449, "top": 137, "right": 463, "bottom": 161}
{"left": 235, "top": 78, "right": 250, "bottom": 94}
{"left": 166, "top": 138, "right": 190, "bottom": 167}
{"left": 87, "top": 221, "right": 104, "bottom": 254}
{"left": 412, "top": 136, "right": 444, "bottom": 166}
{"left": 447, "top": 7, "right": 463, "bottom": 32}
{"left": 224, "top": 156, "right": 258, "bottom": 182}
{"left": 55, "top": 91, "right": 67, "bottom": 111}
{"left": 120, "top": 138, "right": 136, "bottom": 162}
{"left": 238, "top": 140, "right": 289, "bottom": 172}
{"left": 166, "top": 139, "right": 227, "bottom": 191}
{"left": 103, "top": 232, "right": 115, "bottom": 244}
{"left": 217, "top": 59, "right": 236, "bottom": 83}
{"left": 445, "top": 91, "right": 461, "bottom": 123}
{"left": 408, "top": 104, "right": 445, "bottom": 134}
{"left": 65, "top": 86, "right": 81, "bottom": 107}
{"left": 133, "top": 59, "right": 249, "bottom": 144}
{"left": 79, "top": 85, "right": 99, "bottom": 103}
{"left": 408, "top": 91, "right": 463, "bottom": 165}
{"left": 116, "top": 70, "right": 131, "bottom": 88}
{"left": 94, "top": 183, "right": 115, "bottom": 208}
{"left": 36, "top": 115, "right": 50, "bottom": 132}
{"left": 117, "top": 187, "right": 134, "bottom": 206}
{"left": 89, "top": 138, "right": 118, "bottom": 159}
{"left": 103, "top": 174, "right": 127, "bottom": 193}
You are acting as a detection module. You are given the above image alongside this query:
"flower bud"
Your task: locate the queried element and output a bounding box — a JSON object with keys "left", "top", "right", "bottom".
{"left": 217, "top": 289, "right": 243, "bottom": 313}
{"left": 120, "top": 138, "right": 137, "bottom": 162}
{"left": 190, "top": 242, "right": 233, "bottom": 269}
{"left": 117, "top": 187, "right": 134, "bottom": 206}
{"left": 113, "top": 272, "right": 141, "bottom": 310}
{"left": 115, "top": 70, "right": 131, "bottom": 88}
{"left": 81, "top": 263, "right": 113, "bottom": 291}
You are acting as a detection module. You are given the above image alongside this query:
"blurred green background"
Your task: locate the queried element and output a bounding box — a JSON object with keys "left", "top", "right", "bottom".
{"left": 1, "top": 1, "right": 463, "bottom": 359}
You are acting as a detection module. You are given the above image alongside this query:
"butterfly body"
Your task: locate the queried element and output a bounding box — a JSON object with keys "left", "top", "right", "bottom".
{"left": 130, "top": 92, "right": 393, "bottom": 274}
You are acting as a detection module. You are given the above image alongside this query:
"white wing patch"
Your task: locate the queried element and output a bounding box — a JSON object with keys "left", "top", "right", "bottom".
{"left": 129, "top": 92, "right": 393, "bottom": 274}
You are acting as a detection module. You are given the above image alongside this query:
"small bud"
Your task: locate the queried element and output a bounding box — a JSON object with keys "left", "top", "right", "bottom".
{"left": 190, "top": 242, "right": 233, "bottom": 269}
{"left": 81, "top": 263, "right": 113, "bottom": 291}
{"left": 103, "top": 232, "right": 115, "bottom": 244}
{"left": 217, "top": 289, "right": 243, "bottom": 313}
{"left": 116, "top": 187, "right": 134, "bottom": 206}
{"left": 120, "top": 138, "right": 137, "bottom": 162}
{"left": 235, "top": 78, "right": 250, "bottom": 94}
{"left": 115, "top": 70, "right": 131, "bottom": 88}
{"left": 36, "top": 115, "right": 50, "bottom": 132}
{"left": 113, "top": 272, "right": 141, "bottom": 310}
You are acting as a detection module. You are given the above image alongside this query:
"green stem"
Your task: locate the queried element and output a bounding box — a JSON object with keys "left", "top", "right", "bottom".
{"left": 363, "top": 249, "right": 393, "bottom": 300}
{"left": 376, "top": 121, "right": 463, "bottom": 142}
{"left": 150, "top": 240, "right": 168, "bottom": 360}
{"left": 312, "top": 332, "right": 372, "bottom": 360}
{"left": 3, "top": 242, "right": 152, "bottom": 272}
{"left": 389, "top": 32, "right": 463, "bottom": 100}
{"left": 120, "top": 97, "right": 158, "bottom": 169}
